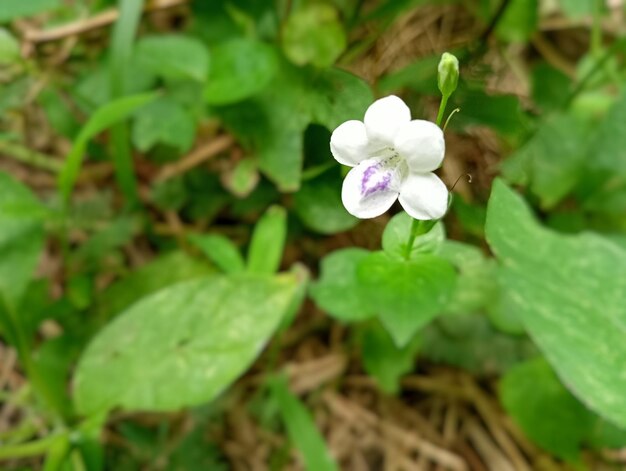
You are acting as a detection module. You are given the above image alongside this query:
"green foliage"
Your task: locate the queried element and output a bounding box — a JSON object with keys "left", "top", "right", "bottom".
{"left": 357, "top": 252, "right": 456, "bottom": 347}
{"left": 135, "top": 34, "right": 210, "bottom": 82}
{"left": 294, "top": 169, "right": 358, "bottom": 234}
{"left": 270, "top": 376, "right": 339, "bottom": 471}
{"left": 132, "top": 97, "right": 196, "bottom": 152}
{"left": 310, "top": 248, "right": 373, "bottom": 322}
{"left": 282, "top": 4, "right": 347, "bottom": 68}
{"left": 204, "top": 38, "right": 278, "bottom": 105}
{"left": 486, "top": 179, "right": 626, "bottom": 428}
{"left": 247, "top": 205, "right": 287, "bottom": 275}
{"left": 360, "top": 322, "right": 421, "bottom": 393}
{"left": 58, "top": 93, "right": 157, "bottom": 204}
{"left": 0, "top": 172, "right": 46, "bottom": 311}
{"left": 0, "top": 0, "right": 60, "bottom": 22}
{"left": 218, "top": 60, "right": 372, "bottom": 191}
{"left": 188, "top": 234, "right": 246, "bottom": 274}
{"left": 496, "top": 0, "right": 538, "bottom": 42}
{"left": 75, "top": 274, "right": 298, "bottom": 414}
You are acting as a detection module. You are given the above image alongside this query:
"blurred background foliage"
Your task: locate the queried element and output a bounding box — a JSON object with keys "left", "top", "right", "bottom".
{"left": 1, "top": 0, "right": 626, "bottom": 470}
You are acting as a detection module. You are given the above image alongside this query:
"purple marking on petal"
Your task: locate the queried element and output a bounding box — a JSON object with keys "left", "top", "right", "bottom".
{"left": 361, "top": 163, "right": 392, "bottom": 197}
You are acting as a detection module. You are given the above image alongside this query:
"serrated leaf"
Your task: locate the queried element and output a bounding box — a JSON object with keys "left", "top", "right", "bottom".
{"left": 486, "top": 179, "right": 626, "bottom": 428}
{"left": 75, "top": 274, "right": 297, "bottom": 414}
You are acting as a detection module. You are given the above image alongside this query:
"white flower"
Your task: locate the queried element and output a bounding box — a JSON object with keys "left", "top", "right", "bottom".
{"left": 330, "top": 95, "right": 448, "bottom": 220}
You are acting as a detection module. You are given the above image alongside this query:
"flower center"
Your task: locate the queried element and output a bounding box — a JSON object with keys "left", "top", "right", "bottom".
{"left": 360, "top": 150, "right": 407, "bottom": 197}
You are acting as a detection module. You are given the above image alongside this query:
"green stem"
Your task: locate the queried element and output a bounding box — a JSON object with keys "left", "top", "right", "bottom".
{"left": 0, "top": 434, "right": 67, "bottom": 460}
{"left": 435, "top": 94, "right": 449, "bottom": 128}
{"left": 403, "top": 218, "right": 422, "bottom": 260}
{"left": 591, "top": 0, "right": 602, "bottom": 58}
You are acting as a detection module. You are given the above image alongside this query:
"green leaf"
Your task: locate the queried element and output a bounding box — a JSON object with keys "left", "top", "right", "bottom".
{"left": 132, "top": 97, "right": 195, "bottom": 152}
{"left": 294, "top": 170, "right": 357, "bottom": 234}
{"left": 222, "top": 157, "right": 259, "bottom": 198}
{"left": 496, "top": 0, "right": 538, "bottom": 42}
{"left": 0, "top": 0, "right": 60, "bottom": 22}
{"left": 486, "top": 179, "right": 626, "bottom": 428}
{"left": 357, "top": 252, "right": 456, "bottom": 347}
{"left": 381, "top": 212, "right": 444, "bottom": 259}
{"left": 309, "top": 248, "right": 373, "bottom": 322}
{"left": 500, "top": 357, "right": 593, "bottom": 461}
{"left": 420, "top": 313, "right": 537, "bottom": 375}
{"left": 58, "top": 92, "right": 157, "bottom": 204}
{"left": 135, "top": 34, "right": 210, "bottom": 82}
{"left": 204, "top": 38, "right": 278, "bottom": 105}
{"left": 361, "top": 322, "right": 420, "bottom": 394}
{"left": 218, "top": 61, "right": 372, "bottom": 191}
{"left": 501, "top": 114, "right": 589, "bottom": 208}
{"left": 187, "top": 234, "right": 245, "bottom": 274}
{"left": 247, "top": 205, "right": 287, "bottom": 275}
{"left": 560, "top": 0, "right": 594, "bottom": 18}
{"left": 0, "top": 28, "right": 19, "bottom": 64}
{"left": 95, "top": 251, "right": 213, "bottom": 319}
{"left": 588, "top": 91, "right": 626, "bottom": 176}
{"left": 270, "top": 376, "right": 339, "bottom": 471}
{"left": 75, "top": 274, "right": 298, "bottom": 414}
{"left": 0, "top": 172, "right": 45, "bottom": 310}
{"left": 282, "top": 4, "right": 346, "bottom": 68}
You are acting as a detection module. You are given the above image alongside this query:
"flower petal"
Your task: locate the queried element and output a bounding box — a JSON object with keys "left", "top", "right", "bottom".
{"left": 364, "top": 95, "right": 411, "bottom": 146}
{"left": 330, "top": 120, "right": 372, "bottom": 167}
{"left": 394, "top": 120, "right": 445, "bottom": 173}
{"left": 341, "top": 158, "right": 400, "bottom": 219}
{"left": 398, "top": 173, "right": 448, "bottom": 220}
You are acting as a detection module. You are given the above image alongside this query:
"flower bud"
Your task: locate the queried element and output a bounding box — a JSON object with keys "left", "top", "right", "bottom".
{"left": 437, "top": 52, "right": 459, "bottom": 99}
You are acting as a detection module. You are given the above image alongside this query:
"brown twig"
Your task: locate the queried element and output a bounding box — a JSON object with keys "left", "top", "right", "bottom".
{"left": 155, "top": 135, "right": 235, "bottom": 182}
{"left": 22, "top": 0, "right": 189, "bottom": 44}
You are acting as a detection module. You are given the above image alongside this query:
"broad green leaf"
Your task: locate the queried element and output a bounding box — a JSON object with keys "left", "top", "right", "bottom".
{"left": 187, "top": 234, "right": 245, "bottom": 274}
{"left": 0, "top": 0, "right": 60, "bottom": 22}
{"left": 75, "top": 274, "right": 298, "bottom": 414}
{"left": 438, "top": 241, "right": 498, "bottom": 316}
{"left": 132, "top": 97, "right": 195, "bottom": 152}
{"left": 379, "top": 55, "right": 440, "bottom": 95}
{"left": 500, "top": 358, "right": 593, "bottom": 460}
{"left": 218, "top": 61, "right": 372, "bottom": 191}
{"left": 0, "top": 172, "right": 45, "bottom": 310}
{"left": 135, "top": 34, "right": 210, "bottom": 82}
{"left": 531, "top": 63, "right": 571, "bottom": 111}
{"left": 588, "top": 91, "right": 626, "bottom": 176}
{"left": 496, "top": 0, "right": 538, "bottom": 42}
{"left": 501, "top": 114, "right": 589, "bottom": 208}
{"left": 486, "top": 179, "right": 626, "bottom": 428}
{"left": 455, "top": 89, "right": 526, "bottom": 136}
{"left": 309, "top": 248, "right": 373, "bottom": 322}
{"left": 381, "top": 212, "right": 444, "bottom": 259}
{"left": 0, "top": 28, "right": 19, "bottom": 64}
{"left": 420, "top": 313, "right": 536, "bottom": 375}
{"left": 357, "top": 252, "right": 456, "bottom": 347}
{"left": 360, "top": 322, "right": 420, "bottom": 394}
{"left": 294, "top": 170, "right": 357, "bottom": 234}
{"left": 270, "top": 376, "right": 339, "bottom": 471}
{"left": 58, "top": 92, "right": 157, "bottom": 204}
{"left": 247, "top": 206, "right": 287, "bottom": 275}
{"left": 282, "top": 4, "right": 346, "bottom": 68}
{"left": 95, "top": 251, "right": 213, "bottom": 319}
{"left": 204, "top": 38, "right": 278, "bottom": 105}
